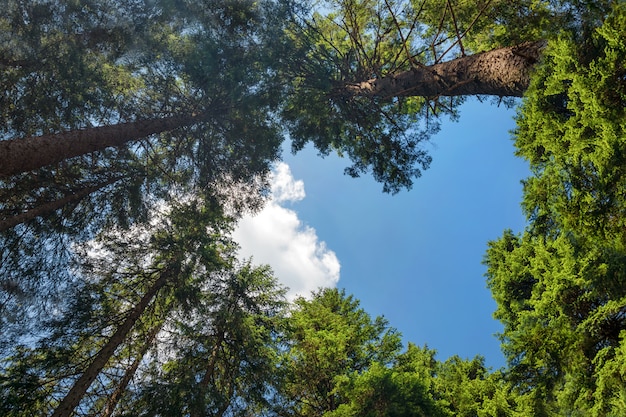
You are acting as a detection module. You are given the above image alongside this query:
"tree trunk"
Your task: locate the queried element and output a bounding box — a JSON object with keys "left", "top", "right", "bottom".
{"left": 0, "top": 113, "right": 207, "bottom": 178}
{"left": 51, "top": 266, "right": 177, "bottom": 417}
{"left": 100, "top": 322, "right": 164, "bottom": 417}
{"left": 199, "top": 331, "right": 225, "bottom": 387}
{"left": 215, "top": 379, "right": 235, "bottom": 417}
{"left": 189, "top": 329, "right": 226, "bottom": 417}
{"left": 0, "top": 177, "right": 123, "bottom": 232}
{"left": 342, "top": 41, "right": 546, "bottom": 99}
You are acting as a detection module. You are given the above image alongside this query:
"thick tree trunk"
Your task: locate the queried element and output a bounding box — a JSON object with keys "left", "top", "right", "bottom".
{"left": 51, "top": 266, "right": 177, "bottom": 417}
{"left": 0, "top": 113, "right": 207, "bottom": 178}
{"left": 343, "top": 41, "right": 546, "bottom": 99}
{"left": 0, "top": 177, "right": 123, "bottom": 232}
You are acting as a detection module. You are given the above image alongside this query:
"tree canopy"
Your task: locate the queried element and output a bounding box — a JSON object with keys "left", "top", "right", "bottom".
{"left": 485, "top": 3, "right": 626, "bottom": 415}
{"left": 2, "top": 0, "right": 626, "bottom": 416}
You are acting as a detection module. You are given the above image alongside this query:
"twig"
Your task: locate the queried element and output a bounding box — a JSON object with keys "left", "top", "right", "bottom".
{"left": 446, "top": 0, "right": 465, "bottom": 56}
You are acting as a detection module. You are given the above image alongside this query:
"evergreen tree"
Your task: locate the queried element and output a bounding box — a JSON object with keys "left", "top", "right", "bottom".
{"left": 128, "top": 262, "right": 286, "bottom": 417}
{"left": 3, "top": 2, "right": 625, "bottom": 415}
{"left": 326, "top": 348, "right": 444, "bottom": 417}
{"left": 1, "top": 195, "right": 291, "bottom": 417}
{"left": 0, "top": 0, "right": 146, "bottom": 138}
{"left": 485, "top": 4, "right": 626, "bottom": 415}
{"left": 277, "top": 288, "right": 402, "bottom": 416}
{"left": 0, "top": 0, "right": 288, "bottom": 341}
{"left": 1, "top": 0, "right": 615, "bottom": 195}
{"left": 278, "top": 300, "right": 514, "bottom": 417}
{"left": 280, "top": 0, "right": 613, "bottom": 192}
{"left": 1, "top": 198, "right": 235, "bottom": 416}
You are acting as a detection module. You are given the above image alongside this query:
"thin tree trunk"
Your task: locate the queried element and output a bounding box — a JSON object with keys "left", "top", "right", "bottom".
{"left": 0, "top": 177, "right": 123, "bottom": 232}
{"left": 199, "top": 330, "right": 226, "bottom": 388}
{"left": 100, "top": 322, "right": 164, "bottom": 417}
{"left": 342, "top": 41, "right": 546, "bottom": 99}
{"left": 215, "top": 379, "right": 235, "bottom": 417}
{"left": 189, "top": 329, "right": 226, "bottom": 417}
{"left": 0, "top": 113, "right": 207, "bottom": 178}
{"left": 51, "top": 266, "right": 178, "bottom": 417}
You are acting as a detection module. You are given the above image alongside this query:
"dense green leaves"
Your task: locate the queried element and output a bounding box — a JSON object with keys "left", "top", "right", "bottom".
{"left": 126, "top": 262, "right": 287, "bottom": 417}
{"left": 515, "top": 3, "right": 626, "bottom": 239}
{"left": 484, "top": 4, "right": 626, "bottom": 415}
{"left": 276, "top": 291, "right": 513, "bottom": 417}
{"left": 0, "top": 0, "right": 144, "bottom": 137}
{"left": 328, "top": 361, "right": 440, "bottom": 417}
{"left": 3, "top": 0, "right": 626, "bottom": 416}
{"left": 280, "top": 0, "right": 613, "bottom": 193}
{"left": 0, "top": 200, "right": 286, "bottom": 417}
{"left": 278, "top": 288, "right": 402, "bottom": 416}
{"left": 281, "top": 0, "right": 449, "bottom": 193}
{"left": 0, "top": 0, "right": 287, "bottom": 342}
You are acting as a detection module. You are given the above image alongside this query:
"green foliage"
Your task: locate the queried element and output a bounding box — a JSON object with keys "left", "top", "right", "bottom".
{"left": 278, "top": 288, "right": 402, "bottom": 416}
{"left": 328, "top": 361, "right": 441, "bottom": 417}
{"left": 394, "top": 344, "right": 516, "bottom": 417}
{"left": 281, "top": 0, "right": 614, "bottom": 193}
{"left": 515, "top": 2, "right": 626, "bottom": 239}
{"left": 456, "top": 0, "right": 613, "bottom": 52}
{"left": 275, "top": 290, "right": 514, "bottom": 417}
{"left": 486, "top": 230, "right": 626, "bottom": 415}
{"left": 0, "top": 200, "right": 288, "bottom": 417}
{"left": 592, "top": 335, "right": 626, "bottom": 416}
{"left": 4, "top": 1, "right": 626, "bottom": 416}
{"left": 485, "top": 4, "right": 626, "bottom": 415}
{"left": 281, "top": 0, "right": 464, "bottom": 194}
{"left": 126, "top": 261, "right": 287, "bottom": 417}
{"left": 433, "top": 355, "right": 512, "bottom": 417}
{"left": 0, "top": 0, "right": 143, "bottom": 136}
{"left": 281, "top": 1, "right": 438, "bottom": 193}
{"left": 0, "top": 0, "right": 288, "bottom": 342}
{"left": 280, "top": 0, "right": 615, "bottom": 193}
{"left": 325, "top": 342, "right": 516, "bottom": 417}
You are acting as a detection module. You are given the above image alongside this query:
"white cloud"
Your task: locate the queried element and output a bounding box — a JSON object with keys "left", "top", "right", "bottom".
{"left": 233, "top": 162, "right": 340, "bottom": 299}
{"left": 270, "top": 162, "right": 306, "bottom": 203}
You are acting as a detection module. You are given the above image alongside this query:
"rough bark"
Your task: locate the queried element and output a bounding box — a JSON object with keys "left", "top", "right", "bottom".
{"left": 51, "top": 266, "right": 177, "bottom": 417}
{"left": 0, "top": 113, "right": 207, "bottom": 178}
{"left": 0, "top": 177, "right": 123, "bottom": 232}
{"left": 342, "top": 41, "right": 546, "bottom": 99}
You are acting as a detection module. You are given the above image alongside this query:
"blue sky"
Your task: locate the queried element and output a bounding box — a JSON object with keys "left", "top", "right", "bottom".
{"left": 235, "top": 98, "right": 530, "bottom": 369}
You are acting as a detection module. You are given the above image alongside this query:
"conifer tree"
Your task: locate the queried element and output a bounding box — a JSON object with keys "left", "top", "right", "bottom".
{"left": 277, "top": 288, "right": 402, "bottom": 416}
{"left": 281, "top": 0, "right": 613, "bottom": 192}
{"left": 1, "top": 199, "right": 235, "bottom": 416}
{"left": 0, "top": 0, "right": 286, "bottom": 339}
{"left": 485, "top": 4, "right": 626, "bottom": 414}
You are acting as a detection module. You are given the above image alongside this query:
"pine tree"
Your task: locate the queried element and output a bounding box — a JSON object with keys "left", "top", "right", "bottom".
{"left": 277, "top": 288, "right": 402, "bottom": 416}
{"left": 485, "top": 4, "right": 626, "bottom": 414}
{"left": 128, "top": 261, "right": 287, "bottom": 417}
{"left": 280, "top": 0, "right": 613, "bottom": 193}
{"left": 1, "top": 0, "right": 288, "bottom": 340}
{"left": 1, "top": 199, "right": 234, "bottom": 417}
